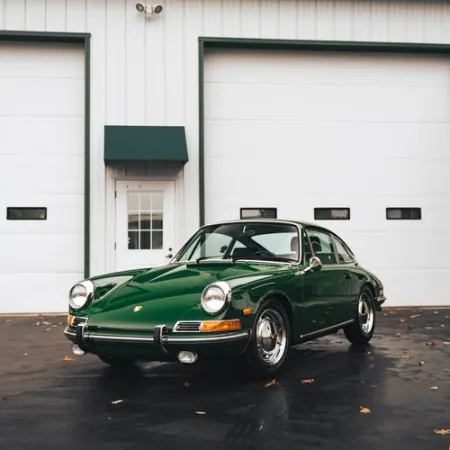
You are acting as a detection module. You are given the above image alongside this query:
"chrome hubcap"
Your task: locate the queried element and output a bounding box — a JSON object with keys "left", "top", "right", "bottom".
{"left": 256, "top": 308, "right": 287, "bottom": 366}
{"left": 358, "top": 294, "right": 374, "bottom": 334}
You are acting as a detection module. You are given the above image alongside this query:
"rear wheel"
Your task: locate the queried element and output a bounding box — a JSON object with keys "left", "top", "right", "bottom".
{"left": 343, "top": 286, "right": 376, "bottom": 345}
{"left": 242, "top": 299, "right": 290, "bottom": 379}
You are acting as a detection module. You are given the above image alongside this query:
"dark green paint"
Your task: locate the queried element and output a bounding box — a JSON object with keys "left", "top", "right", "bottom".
{"left": 197, "top": 36, "right": 450, "bottom": 227}
{"left": 66, "top": 220, "right": 385, "bottom": 363}
{"left": 104, "top": 125, "right": 189, "bottom": 163}
{"left": 0, "top": 31, "right": 91, "bottom": 278}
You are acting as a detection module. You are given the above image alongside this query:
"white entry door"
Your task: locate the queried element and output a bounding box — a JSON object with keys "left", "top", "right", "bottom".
{"left": 115, "top": 180, "right": 175, "bottom": 271}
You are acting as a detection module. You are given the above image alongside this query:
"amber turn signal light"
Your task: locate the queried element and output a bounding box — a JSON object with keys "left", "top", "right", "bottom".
{"left": 200, "top": 319, "right": 242, "bottom": 332}
{"left": 67, "top": 315, "right": 75, "bottom": 326}
{"left": 242, "top": 308, "right": 251, "bottom": 316}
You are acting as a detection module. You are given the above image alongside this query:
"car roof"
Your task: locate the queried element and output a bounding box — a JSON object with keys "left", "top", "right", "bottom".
{"left": 202, "top": 218, "right": 336, "bottom": 235}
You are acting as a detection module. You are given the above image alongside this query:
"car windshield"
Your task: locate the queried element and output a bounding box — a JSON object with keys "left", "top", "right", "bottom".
{"left": 175, "top": 222, "right": 300, "bottom": 263}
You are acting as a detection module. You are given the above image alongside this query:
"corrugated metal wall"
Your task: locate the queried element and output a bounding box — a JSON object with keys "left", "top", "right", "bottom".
{"left": 1, "top": 0, "right": 449, "bottom": 275}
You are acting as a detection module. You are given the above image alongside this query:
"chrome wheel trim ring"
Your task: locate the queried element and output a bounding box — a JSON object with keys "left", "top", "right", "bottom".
{"left": 358, "top": 293, "right": 374, "bottom": 334}
{"left": 255, "top": 308, "right": 287, "bottom": 366}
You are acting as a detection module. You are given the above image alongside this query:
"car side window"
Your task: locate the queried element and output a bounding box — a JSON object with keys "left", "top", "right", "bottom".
{"left": 333, "top": 236, "right": 354, "bottom": 263}
{"left": 306, "top": 228, "right": 338, "bottom": 265}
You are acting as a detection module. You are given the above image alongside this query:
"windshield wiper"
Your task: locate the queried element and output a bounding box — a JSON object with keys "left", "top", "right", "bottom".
{"left": 185, "top": 257, "right": 235, "bottom": 265}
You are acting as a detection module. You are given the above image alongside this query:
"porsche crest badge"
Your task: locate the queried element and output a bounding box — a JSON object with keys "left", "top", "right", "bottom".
{"left": 133, "top": 305, "right": 143, "bottom": 313}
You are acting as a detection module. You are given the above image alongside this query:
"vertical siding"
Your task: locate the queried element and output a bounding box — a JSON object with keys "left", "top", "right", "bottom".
{"left": 4, "top": 0, "right": 450, "bottom": 275}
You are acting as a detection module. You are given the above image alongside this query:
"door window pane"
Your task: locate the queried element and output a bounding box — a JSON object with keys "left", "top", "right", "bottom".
{"left": 127, "top": 191, "right": 164, "bottom": 250}
{"left": 152, "top": 231, "right": 163, "bottom": 250}
{"left": 306, "top": 229, "right": 337, "bottom": 265}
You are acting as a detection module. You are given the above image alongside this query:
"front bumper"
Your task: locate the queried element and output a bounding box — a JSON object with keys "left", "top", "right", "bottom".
{"left": 64, "top": 323, "right": 251, "bottom": 361}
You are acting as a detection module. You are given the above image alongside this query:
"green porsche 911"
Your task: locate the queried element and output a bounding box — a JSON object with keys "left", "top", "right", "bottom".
{"left": 64, "top": 219, "right": 386, "bottom": 378}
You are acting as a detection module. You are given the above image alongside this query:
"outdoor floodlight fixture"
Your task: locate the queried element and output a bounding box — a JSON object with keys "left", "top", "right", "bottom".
{"left": 136, "top": 3, "right": 163, "bottom": 17}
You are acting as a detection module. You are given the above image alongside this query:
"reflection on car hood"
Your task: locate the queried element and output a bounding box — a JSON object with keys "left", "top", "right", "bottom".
{"left": 84, "top": 261, "right": 288, "bottom": 332}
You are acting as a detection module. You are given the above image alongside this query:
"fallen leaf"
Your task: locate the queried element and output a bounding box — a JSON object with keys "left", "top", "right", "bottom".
{"left": 426, "top": 340, "right": 437, "bottom": 346}
{"left": 370, "top": 384, "right": 378, "bottom": 388}
{"left": 42, "top": 321, "right": 51, "bottom": 326}
{"left": 430, "top": 386, "right": 439, "bottom": 390}
{"left": 35, "top": 322, "right": 41, "bottom": 326}
{"left": 196, "top": 411, "right": 206, "bottom": 415}
{"left": 434, "top": 429, "right": 450, "bottom": 435}
{"left": 397, "top": 319, "right": 405, "bottom": 323}
{"left": 419, "top": 361, "right": 425, "bottom": 366}
{"left": 360, "top": 406, "right": 371, "bottom": 414}
{"left": 23, "top": 353, "right": 28, "bottom": 356}
{"left": 434, "top": 311, "right": 439, "bottom": 314}
{"left": 45, "top": 327, "right": 52, "bottom": 332}
{"left": 425, "top": 327, "right": 433, "bottom": 330}
{"left": 111, "top": 399, "right": 123, "bottom": 404}
{"left": 366, "top": 351, "right": 372, "bottom": 355}
{"left": 399, "top": 354, "right": 411, "bottom": 359}
{"left": 301, "top": 378, "right": 315, "bottom": 384}
{"left": 410, "top": 314, "right": 420, "bottom": 319}
{"left": 264, "top": 379, "right": 278, "bottom": 388}
{"left": 442, "top": 342, "right": 450, "bottom": 345}
{"left": 61, "top": 356, "right": 75, "bottom": 362}
{"left": 396, "top": 333, "right": 402, "bottom": 338}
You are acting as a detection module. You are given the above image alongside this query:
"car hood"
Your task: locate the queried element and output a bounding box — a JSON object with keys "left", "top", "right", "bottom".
{"left": 83, "top": 261, "right": 289, "bottom": 332}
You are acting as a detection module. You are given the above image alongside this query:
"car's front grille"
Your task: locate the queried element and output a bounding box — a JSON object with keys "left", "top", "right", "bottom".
{"left": 73, "top": 317, "right": 87, "bottom": 327}
{"left": 173, "top": 321, "right": 201, "bottom": 333}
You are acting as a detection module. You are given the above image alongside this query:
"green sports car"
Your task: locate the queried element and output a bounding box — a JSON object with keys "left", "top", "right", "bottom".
{"left": 64, "top": 219, "right": 386, "bottom": 378}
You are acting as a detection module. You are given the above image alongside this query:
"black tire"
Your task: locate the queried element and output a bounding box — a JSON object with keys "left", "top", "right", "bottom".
{"left": 343, "top": 286, "right": 376, "bottom": 345}
{"left": 97, "top": 355, "right": 137, "bottom": 368}
{"left": 242, "top": 298, "right": 291, "bottom": 379}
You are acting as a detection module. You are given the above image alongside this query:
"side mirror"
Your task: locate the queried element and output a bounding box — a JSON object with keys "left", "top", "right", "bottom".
{"left": 303, "top": 256, "right": 322, "bottom": 274}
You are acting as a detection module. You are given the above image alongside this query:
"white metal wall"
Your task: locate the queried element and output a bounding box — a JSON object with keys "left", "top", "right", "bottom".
{"left": 1, "top": 0, "right": 450, "bottom": 279}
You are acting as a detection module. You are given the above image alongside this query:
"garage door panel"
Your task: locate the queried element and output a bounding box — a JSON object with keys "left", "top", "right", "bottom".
{"left": 206, "top": 49, "right": 450, "bottom": 87}
{"left": 0, "top": 42, "right": 84, "bottom": 78}
{"left": 0, "top": 233, "right": 83, "bottom": 273}
{"left": 0, "top": 78, "right": 84, "bottom": 117}
{"left": 205, "top": 83, "right": 449, "bottom": 123}
{"left": 0, "top": 117, "right": 84, "bottom": 156}
{"left": 0, "top": 42, "right": 84, "bottom": 313}
{"left": 370, "top": 269, "right": 449, "bottom": 307}
{"left": 205, "top": 156, "right": 450, "bottom": 197}
{"left": 0, "top": 272, "right": 83, "bottom": 314}
{"left": 0, "top": 195, "right": 83, "bottom": 234}
{"left": 0, "top": 155, "right": 83, "bottom": 194}
{"left": 205, "top": 120, "right": 450, "bottom": 160}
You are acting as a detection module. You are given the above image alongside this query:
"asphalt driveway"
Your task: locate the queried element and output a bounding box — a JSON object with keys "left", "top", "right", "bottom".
{"left": 0, "top": 308, "right": 449, "bottom": 450}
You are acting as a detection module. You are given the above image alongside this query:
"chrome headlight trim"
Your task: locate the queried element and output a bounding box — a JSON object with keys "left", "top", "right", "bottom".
{"left": 69, "top": 280, "right": 95, "bottom": 311}
{"left": 201, "top": 281, "right": 232, "bottom": 315}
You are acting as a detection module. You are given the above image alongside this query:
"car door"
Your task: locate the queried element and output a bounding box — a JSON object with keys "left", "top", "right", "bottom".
{"left": 301, "top": 227, "right": 349, "bottom": 332}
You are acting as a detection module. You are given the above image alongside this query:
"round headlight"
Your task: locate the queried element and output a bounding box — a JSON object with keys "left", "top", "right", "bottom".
{"left": 69, "top": 280, "right": 94, "bottom": 310}
{"left": 201, "top": 281, "right": 232, "bottom": 315}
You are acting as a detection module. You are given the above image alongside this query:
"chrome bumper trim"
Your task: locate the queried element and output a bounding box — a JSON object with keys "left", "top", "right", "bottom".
{"left": 64, "top": 327, "right": 249, "bottom": 345}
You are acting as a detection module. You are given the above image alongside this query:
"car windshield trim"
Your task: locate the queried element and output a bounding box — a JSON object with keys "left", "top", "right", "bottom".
{"left": 174, "top": 221, "right": 302, "bottom": 264}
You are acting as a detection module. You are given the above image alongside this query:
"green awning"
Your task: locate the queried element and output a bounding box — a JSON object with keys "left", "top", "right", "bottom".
{"left": 104, "top": 125, "right": 189, "bottom": 163}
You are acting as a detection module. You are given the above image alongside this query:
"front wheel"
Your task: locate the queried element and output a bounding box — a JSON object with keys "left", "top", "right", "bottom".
{"left": 343, "top": 287, "right": 376, "bottom": 345}
{"left": 242, "top": 299, "right": 291, "bottom": 379}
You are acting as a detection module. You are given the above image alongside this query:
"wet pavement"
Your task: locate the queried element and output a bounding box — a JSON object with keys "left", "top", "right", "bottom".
{"left": 0, "top": 309, "right": 449, "bottom": 450}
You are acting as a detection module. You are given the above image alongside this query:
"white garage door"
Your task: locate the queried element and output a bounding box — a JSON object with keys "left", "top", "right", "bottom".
{"left": 0, "top": 42, "right": 84, "bottom": 313}
{"left": 205, "top": 48, "right": 450, "bottom": 307}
